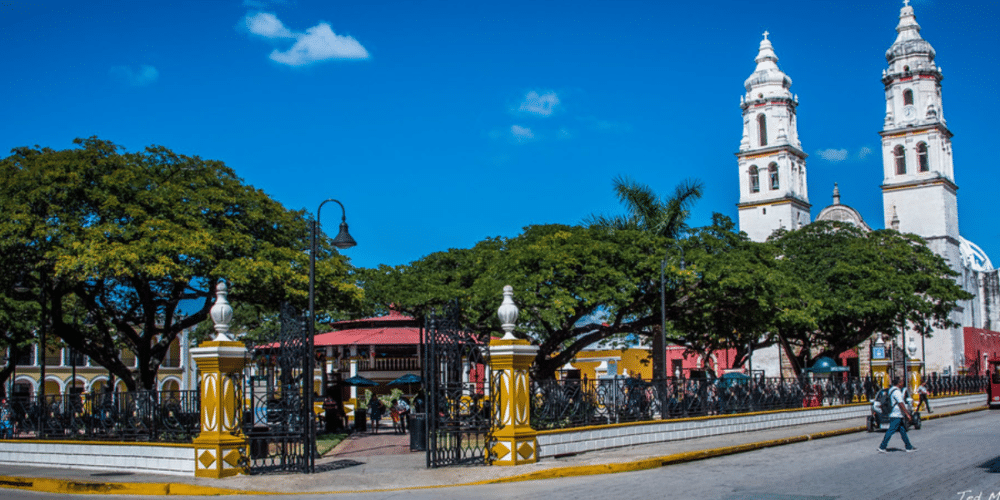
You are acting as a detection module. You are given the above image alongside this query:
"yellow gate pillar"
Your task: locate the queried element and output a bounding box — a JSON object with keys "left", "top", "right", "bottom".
{"left": 490, "top": 286, "right": 539, "bottom": 466}
{"left": 191, "top": 281, "right": 248, "bottom": 478}
{"left": 871, "top": 335, "right": 890, "bottom": 389}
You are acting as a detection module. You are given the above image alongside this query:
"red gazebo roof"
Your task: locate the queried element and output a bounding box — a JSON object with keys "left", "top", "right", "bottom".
{"left": 316, "top": 308, "right": 421, "bottom": 346}
{"left": 314, "top": 327, "right": 420, "bottom": 346}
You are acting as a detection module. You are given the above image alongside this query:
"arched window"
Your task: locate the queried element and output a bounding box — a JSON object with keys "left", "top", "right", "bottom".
{"left": 768, "top": 163, "right": 779, "bottom": 190}
{"left": 749, "top": 166, "right": 760, "bottom": 193}
{"left": 757, "top": 114, "right": 767, "bottom": 147}
{"left": 894, "top": 145, "right": 906, "bottom": 175}
{"left": 903, "top": 89, "right": 914, "bottom": 106}
{"left": 917, "top": 142, "right": 929, "bottom": 172}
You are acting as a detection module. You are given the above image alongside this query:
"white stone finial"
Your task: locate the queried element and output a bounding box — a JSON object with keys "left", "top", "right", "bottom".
{"left": 210, "top": 280, "right": 234, "bottom": 342}
{"left": 762, "top": 30, "right": 769, "bottom": 40}
{"left": 497, "top": 285, "right": 519, "bottom": 340}
{"left": 903, "top": 0, "right": 909, "bottom": 7}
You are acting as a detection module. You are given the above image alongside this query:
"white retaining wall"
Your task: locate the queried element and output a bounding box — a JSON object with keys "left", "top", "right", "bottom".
{"left": 0, "top": 441, "right": 194, "bottom": 476}
{"left": 536, "top": 393, "right": 985, "bottom": 458}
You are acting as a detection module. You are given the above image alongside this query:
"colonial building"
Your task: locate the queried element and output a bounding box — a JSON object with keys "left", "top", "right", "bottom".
{"left": 5, "top": 330, "right": 195, "bottom": 401}
{"left": 741, "top": 2, "right": 1000, "bottom": 377}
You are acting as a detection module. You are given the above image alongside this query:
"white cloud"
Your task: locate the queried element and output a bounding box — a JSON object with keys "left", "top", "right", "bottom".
{"left": 244, "top": 12, "right": 369, "bottom": 66}
{"left": 858, "top": 146, "right": 873, "bottom": 160}
{"left": 817, "top": 148, "right": 849, "bottom": 162}
{"left": 511, "top": 125, "right": 534, "bottom": 141}
{"left": 245, "top": 12, "right": 294, "bottom": 38}
{"left": 518, "top": 91, "right": 559, "bottom": 116}
{"left": 109, "top": 65, "right": 159, "bottom": 86}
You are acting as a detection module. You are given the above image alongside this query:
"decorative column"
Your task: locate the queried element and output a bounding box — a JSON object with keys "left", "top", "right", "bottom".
{"left": 191, "top": 281, "right": 248, "bottom": 478}
{"left": 489, "top": 286, "right": 539, "bottom": 466}
{"left": 871, "top": 335, "right": 890, "bottom": 389}
{"left": 907, "top": 337, "right": 922, "bottom": 396}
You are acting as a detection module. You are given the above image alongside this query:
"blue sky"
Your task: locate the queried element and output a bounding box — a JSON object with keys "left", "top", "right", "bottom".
{"left": 2, "top": 0, "right": 997, "bottom": 270}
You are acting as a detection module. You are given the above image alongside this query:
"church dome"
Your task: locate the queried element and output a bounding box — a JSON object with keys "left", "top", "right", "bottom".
{"left": 744, "top": 33, "right": 793, "bottom": 96}
{"left": 885, "top": 2, "right": 936, "bottom": 64}
{"left": 960, "top": 236, "right": 994, "bottom": 272}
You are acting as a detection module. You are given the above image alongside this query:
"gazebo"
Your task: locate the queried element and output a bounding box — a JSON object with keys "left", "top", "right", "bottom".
{"left": 315, "top": 309, "right": 422, "bottom": 406}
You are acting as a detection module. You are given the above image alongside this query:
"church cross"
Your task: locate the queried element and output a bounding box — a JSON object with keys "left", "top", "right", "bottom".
{"left": 763, "top": 30, "right": 770, "bottom": 40}
{"left": 903, "top": 0, "right": 910, "bottom": 6}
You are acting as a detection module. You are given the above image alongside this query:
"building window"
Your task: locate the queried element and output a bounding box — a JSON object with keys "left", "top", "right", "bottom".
{"left": 894, "top": 145, "right": 906, "bottom": 175}
{"left": 917, "top": 142, "right": 929, "bottom": 172}
{"left": 749, "top": 165, "right": 760, "bottom": 193}
{"left": 757, "top": 114, "right": 768, "bottom": 147}
{"left": 903, "top": 89, "right": 914, "bottom": 105}
{"left": 768, "top": 163, "right": 779, "bottom": 190}
{"left": 15, "top": 346, "right": 34, "bottom": 366}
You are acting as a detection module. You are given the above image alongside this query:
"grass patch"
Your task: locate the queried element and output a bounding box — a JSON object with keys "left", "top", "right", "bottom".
{"left": 317, "top": 432, "right": 348, "bottom": 456}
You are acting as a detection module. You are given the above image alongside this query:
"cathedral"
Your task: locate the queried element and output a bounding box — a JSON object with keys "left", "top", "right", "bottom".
{"left": 738, "top": 1, "right": 1000, "bottom": 377}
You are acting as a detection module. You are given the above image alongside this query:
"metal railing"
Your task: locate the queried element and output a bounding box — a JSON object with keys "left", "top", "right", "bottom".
{"left": 531, "top": 375, "right": 988, "bottom": 431}
{"left": 1, "top": 390, "right": 200, "bottom": 443}
{"left": 334, "top": 357, "right": 420, "bottom": 372}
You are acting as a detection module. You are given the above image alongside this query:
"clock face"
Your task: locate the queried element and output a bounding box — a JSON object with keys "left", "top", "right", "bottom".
{"left": 903, "top": 105, "right": 916, "bottom": 120}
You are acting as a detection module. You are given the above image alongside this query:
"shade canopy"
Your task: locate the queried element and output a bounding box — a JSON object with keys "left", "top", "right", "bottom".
{"left": 342, "top": 375, "right": 379, "bottom": 386}
{"left": 387, "top": 374, "right": 422, "bottom": 386}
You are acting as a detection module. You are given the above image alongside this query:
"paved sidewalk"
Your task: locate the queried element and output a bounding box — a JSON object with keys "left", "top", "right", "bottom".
{"left": 0, "top": 402, "right": 987, "bottom": 496}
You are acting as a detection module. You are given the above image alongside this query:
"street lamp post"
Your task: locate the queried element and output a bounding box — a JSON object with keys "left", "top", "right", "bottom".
{"left": 307, "top": 199, "right": 356, "bottom": 470}
{"left": 659, "top": 243, "right": 684, "bottom": 419}
{"left": 14, "top": 271, "right": 46, "bottom": 437}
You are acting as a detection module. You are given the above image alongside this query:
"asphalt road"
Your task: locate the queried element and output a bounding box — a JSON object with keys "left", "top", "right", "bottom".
{"left": 7, "top": 410, "right": 999, "bottom": 500}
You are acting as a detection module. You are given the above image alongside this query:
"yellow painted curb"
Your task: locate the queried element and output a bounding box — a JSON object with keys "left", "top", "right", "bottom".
{"left": 0, "top": 404, "right": 986, "bottom": 495}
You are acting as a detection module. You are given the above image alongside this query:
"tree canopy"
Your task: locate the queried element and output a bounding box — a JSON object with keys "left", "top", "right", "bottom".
{"left": 360, "top": 224, "right": 670, "bottom": 379}
{"left": 769, "top": 221, "right": 972, "bottom": 377}
{"left": 0, "top": 137, "right": 362, "bottom": 390}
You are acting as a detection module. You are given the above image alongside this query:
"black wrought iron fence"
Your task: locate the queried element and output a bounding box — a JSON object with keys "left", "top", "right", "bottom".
{"left": 531, "top": 376, "right": 886, "bottom": 430}
{"left": 924, "top": 375, "right": 987, "bottom": 396}
{"left": 3, "top": 390, "right": 199, "bottom": 443}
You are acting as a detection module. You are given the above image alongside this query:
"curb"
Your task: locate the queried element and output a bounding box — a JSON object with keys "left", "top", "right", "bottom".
{"left": 0, "top": 405, "right": 986, "bottom": 496}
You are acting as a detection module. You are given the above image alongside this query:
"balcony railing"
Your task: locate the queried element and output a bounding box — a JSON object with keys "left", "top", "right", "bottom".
{"left": 334, "top": 357, "right": 420, "bottom": 372}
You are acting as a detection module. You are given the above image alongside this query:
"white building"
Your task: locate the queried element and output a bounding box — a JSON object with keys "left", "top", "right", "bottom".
{"left": 740, "top": 2, "right": 1000, "bottom": 377}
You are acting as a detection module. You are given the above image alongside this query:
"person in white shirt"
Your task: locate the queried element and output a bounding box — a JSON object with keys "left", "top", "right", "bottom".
{"left": 878, "top": 377, "right": 917, "bottom": 453}
{"left": 916, "top": 382, "right": 932, "bottom": 413}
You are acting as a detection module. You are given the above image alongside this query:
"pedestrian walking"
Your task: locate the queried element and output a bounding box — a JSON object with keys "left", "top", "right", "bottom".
{"left": 0, "top": 398, "right": 13, "bottom": 439}
{"left": 368, "top": 395, "right": 384, "bottom": 434}
{"left": 878, "top": 377, "right": 917, "bottom": 453}
{"left": 916, "top": 381, "right": 933, "bottom": 413}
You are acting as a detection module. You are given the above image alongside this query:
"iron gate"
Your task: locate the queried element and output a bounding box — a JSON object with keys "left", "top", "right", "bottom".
{"left": 423, "top": 309, "right": 494, "bottom": 468}
{"left": 242, "top": 303, "right": 314, "bottom": 474}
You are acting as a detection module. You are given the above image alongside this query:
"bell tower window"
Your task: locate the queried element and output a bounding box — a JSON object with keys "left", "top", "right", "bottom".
{"left": 749, "top": 166, "right": 760, "bottom": 193}
{"left": 768, "top": 163, "right": 779, "bottom": 190}
{"left": 917, "top": 142, "right": 929, "bottom": 172}
{"left": 903, "top": 89, "right": 914, "bottom": 106}
{"left": 894, "top": 145, "right": 906, "bottom": 175}
{"left": 757, "top": 114, "right": 767, "bottom": 147}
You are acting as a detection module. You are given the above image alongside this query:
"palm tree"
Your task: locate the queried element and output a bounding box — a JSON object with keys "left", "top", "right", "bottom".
{"left": 586, "top": 175, "right": 704, "bottom": 381}
{"left": 586, "top": 175, "right": 703, "bottom": 238}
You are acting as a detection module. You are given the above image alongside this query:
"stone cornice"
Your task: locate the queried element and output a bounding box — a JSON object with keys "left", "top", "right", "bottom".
{"left": 737, "top": 196, "right": 811, "bottom": 211}
{"left": 881, "top": 175, "right": 958, "bottom": 194}
{"left": 735, "top": 144, "right": 807, "bottom": 160}
{"left": 881, "top": 122, "right": 953, "bottom": 139}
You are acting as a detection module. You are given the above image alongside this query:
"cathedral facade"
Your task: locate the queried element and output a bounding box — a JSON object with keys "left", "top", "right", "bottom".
{"left": 739, "top": 1, "right": 1000, "bottom": 377}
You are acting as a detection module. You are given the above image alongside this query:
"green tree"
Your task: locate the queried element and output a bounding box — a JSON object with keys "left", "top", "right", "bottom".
{"left": 360, "top": 224, "right": 668, "bottom": 379}
{"left": 770, "top": 221, "right": 971, "bottom": 377}
{"left": 0, "top": 138, "right": 362, "bottom": 390}
{"left": 665, "top": 214, "right": 792, "bottom": 374}
{"left": 586, "top": 175, "right": 703, "bottom": 377}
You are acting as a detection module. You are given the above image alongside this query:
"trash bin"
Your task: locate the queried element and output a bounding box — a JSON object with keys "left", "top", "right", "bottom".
{"left": 248, "top": 425, "right": 269, "bottom": 459}
{"left": 409, "top": 413, "right": 426, "bottom": 451}
{"left": 354, "top": 408, "right": 367, "bottom": 433}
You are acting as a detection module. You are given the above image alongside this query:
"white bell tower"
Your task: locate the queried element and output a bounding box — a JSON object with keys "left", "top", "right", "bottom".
{"left": 737, "top": 32, "right": 810, "bottom": 242}
{"left": 880, "top": 1, "right": 963, "bottom": 376}
{"left": 880, "top": 0, "right": 960, "bottom": 269}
